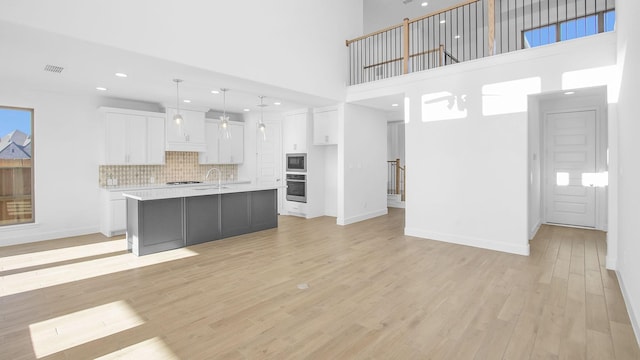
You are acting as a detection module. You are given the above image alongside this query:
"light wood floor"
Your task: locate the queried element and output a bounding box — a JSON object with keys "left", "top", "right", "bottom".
{"left": 1, "top": 208, "right": 638, "bottom": 359}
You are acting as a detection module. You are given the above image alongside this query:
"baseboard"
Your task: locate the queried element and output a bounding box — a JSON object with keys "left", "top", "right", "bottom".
{"left": 337, "top": 208, "right": 388, "bottom": 226}
{"left": 0, "top": 226, "right": 100, "bottom": 247}
{"left": 616, "top": 269, "right": 640, "bottom": 348}
{"left": 387, "top": 201, "right": 405, "bottom": 209}
{"left": 404, "top": 228, "right": 530, "bottom": 256}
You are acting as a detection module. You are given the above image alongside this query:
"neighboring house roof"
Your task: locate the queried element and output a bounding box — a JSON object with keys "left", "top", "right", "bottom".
{"left": 0, "top": 129, "right": 31, "bottom": 159}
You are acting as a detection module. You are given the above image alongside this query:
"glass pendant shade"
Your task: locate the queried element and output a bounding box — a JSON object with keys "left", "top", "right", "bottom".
{"left": 219, "top": 89, "right": 231, "bottom": 139}
{"left": 173, "top": 79, "right": 183, "bottom": 125}
{"left": 258, "top": 95, "right": 267, "bottom": 141}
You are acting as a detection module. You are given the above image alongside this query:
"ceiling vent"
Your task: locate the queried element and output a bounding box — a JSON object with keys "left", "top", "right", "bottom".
{"left": 44, "top": 64, "right": 64, "bottom": 73}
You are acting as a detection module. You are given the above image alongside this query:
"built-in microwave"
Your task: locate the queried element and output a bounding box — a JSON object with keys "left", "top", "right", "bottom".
{"left": 286, "top": 153, "right": 306, "bottom": 172}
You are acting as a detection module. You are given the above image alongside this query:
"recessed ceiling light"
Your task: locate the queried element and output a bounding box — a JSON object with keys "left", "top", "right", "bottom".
{"left": 455, "top": 35, "right": 461, "bottom": 39}
{"left": 273, "top": 102, "right": 281, "bottom": 106}
{"left": 392, "top": 103, "right": 399, "bottom": 107}
{"left": 183, "top": 99, "right": 191, "bottom": 103}
{"left": 96, "top": 87, "right": 108, "bottom": 91}
{"left": 440, "top": 19, "right": 446, "bottom": 24}
{"left": 421, "top": 2, "right": 428, "bottom": 6}
{"left": 115, "top": 72, "right": 128, "bottom": 78}
{"left": 243, "top": 108, "right": 250, "bottom": 112}
{"left": 211, "top": 90, "right": 220, "bottom": 94}
{"left": 564, "top": 91, "right": 576, "bottom": 95}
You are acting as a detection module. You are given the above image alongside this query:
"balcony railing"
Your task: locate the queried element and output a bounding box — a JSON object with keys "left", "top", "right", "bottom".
{"left": 347, "top": 0, "right": 615, "bottom": 85}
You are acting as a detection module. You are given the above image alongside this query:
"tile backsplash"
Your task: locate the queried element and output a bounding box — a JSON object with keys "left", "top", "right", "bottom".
{"left": 99, "top": 152, "right": 238, "bottom": 187}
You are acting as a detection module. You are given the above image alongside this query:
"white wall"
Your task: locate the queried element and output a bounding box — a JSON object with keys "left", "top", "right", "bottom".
{"left": 0, "top": 84, "right": 101, "bottom": 245}
{"left": 387, "top": 121, "right": 405, "bottom": 164}
{"left": 338, "top": 104, "right": 388, "bottom": 225}
{"left": 0, "top": 1, "right": 363, "bottom": 102}
{"left": 527, "top": 95, "right": 541, "bottom": 239}
{"left": 324, "top": 146, "right": 338, "bottom": 217}
{"left": 347, "top": 32, "right": 616, "bottom": 256}
{"left": 614, "top": 0, "right": 640, "bottom": 345}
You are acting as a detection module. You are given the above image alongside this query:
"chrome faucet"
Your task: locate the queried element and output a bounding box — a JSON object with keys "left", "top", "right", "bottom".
{"left": 205, "top": 167, "right": 222, "bottom": 188}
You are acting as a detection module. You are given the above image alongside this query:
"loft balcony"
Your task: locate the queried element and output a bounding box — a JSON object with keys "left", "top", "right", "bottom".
{"left": 346, "top": 0, "right": 616, "bottom": 85}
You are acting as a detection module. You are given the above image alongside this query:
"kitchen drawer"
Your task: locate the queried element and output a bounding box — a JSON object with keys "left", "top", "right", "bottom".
{"left": 286, "top": 201, "right": 307, "bottom": 217}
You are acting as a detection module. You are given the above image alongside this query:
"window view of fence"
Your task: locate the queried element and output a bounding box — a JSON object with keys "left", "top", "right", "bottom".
{"left": 347, "top": 0, "right": 616, "bottom": 85}
{"left": 0, "top": 107, "right": 34, "bottom": 226}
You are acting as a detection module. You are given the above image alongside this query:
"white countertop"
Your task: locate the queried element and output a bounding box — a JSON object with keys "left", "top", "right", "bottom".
{"left": 101, "top": 179, "right": 251, "bottom": 192}
{"left": 122, "top": 183, "right": 284, "bottom": 201}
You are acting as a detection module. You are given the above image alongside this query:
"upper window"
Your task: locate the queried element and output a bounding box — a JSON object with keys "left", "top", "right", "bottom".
{"left": 0, "top": 107, "right": 34, "bottom": 226}
{"left": 524, "top": 10, "right": 615, "bottom": 49}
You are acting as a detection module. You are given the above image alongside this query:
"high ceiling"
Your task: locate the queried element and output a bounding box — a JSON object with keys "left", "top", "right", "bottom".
{"left": 364, "top": 0, "right": 464, "bottom": 33}
{"left": 0, "top": 20, "right": 335, "bottom": 115}
{"left": 0, "top": 2, "right": 463, "bottom": 117}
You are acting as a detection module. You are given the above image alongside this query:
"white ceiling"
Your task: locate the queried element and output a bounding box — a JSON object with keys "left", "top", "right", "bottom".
{"left": 0, "top": 20, "right": 335, "bottom": 115}
{"left": 363, "top": 0, "right": 463, "bottom": 33}
{"left": 0, "top": 2, "right": 461, "bottom": 117}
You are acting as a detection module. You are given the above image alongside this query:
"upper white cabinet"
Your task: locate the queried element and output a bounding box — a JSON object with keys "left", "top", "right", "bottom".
{"left": 100, "top": 107, "right": 166, "bottom": 165}
{"left": 313, "top": 107, "right": 338, "bottom": 145}
{"left": 165, "top": 107, "right": 206, "bottom": 152}
{"left": 199, "top": 120, "right": 221, "bottom": 164}
{"left": 219, "top": 123, "right": 244, "bottom": 164}
{"left": 199, "top": 120, "right": 244, "bottom": 164}
{"left": 284, "top": 110, "right": 308, "bottom": 153}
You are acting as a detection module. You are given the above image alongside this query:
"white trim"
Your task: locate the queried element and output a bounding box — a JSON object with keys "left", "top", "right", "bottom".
{"left": 616, "top": 270, "right": 640, "bottom": 348}
{"left": 404, "top": 228, "right": 530, "bottom": 256}
{"left": 606, "top": 255, "right": 617, "bottom": 270}
{"left": 0, "top": 226, "right": 100, "bottom": 247}
{"left": 529, "top": 220, "right": 541, "bottom": 240}
{"left": 337, "top": 208, "right": 388, "bottom": 226}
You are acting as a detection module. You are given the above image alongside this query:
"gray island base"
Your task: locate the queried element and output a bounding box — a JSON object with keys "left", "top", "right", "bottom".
{"left": 123, "top": 185, "right": 279, "bottom": 256}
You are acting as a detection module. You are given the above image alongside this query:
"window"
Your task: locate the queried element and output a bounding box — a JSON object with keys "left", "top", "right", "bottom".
{"left": 523, "top": 10, "right": 616, "bottom": 49}
{"left": 0, "top": 107, "right": 34, "bottom": 226}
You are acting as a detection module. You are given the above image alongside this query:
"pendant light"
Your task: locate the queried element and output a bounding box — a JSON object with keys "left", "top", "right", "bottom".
{"left": 173, "top": 79, "right": 183, "bottom": 125}
{"left": 257, "top": 96, "right": 267, "bottom": 141}
{"left": 219, "top": 88, "right": 231, "bottom": 139}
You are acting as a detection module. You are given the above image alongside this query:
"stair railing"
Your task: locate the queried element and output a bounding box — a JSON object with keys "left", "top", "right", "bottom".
{"left": 387, "top": 159, "right": 406, "bottom": 202}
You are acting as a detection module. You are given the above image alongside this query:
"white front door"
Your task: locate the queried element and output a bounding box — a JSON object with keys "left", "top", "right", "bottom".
{"left": 256, "top": 119, "right": 283, "bottom": 212}
{"left": 544, "top": 110, "right": 597, "bottom": 227}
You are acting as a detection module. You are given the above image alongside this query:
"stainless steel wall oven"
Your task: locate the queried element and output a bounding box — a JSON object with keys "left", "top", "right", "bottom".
{"left": 286, "top": 173, "right": 307, "bottom": 203}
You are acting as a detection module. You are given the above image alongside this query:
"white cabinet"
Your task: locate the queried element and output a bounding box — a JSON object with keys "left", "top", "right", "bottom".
{"left": 199, "top": 120, "right": 244, "bottom": 164}
{"left": 100, "top": 190, "right": 126, "bottom": 237}
{"left": 199, "top": 120, "right": 221, "bottom": 164}
{"left": 313, "top": 107, "right": 338, "bottom": 145}
{"left": 219, "top": 123, "right": 244, "bottom": 164}
{"left": 284, "top": 110, "right": 308, "bottom": 153}
{"left": 100, "top": 107, "right": 166, "bottom": 165}
{"left": 146, "top": 116, "right": 166, "bottom": 164}
{"left": 165, "top": 107, "right": 206, "bottom": 152}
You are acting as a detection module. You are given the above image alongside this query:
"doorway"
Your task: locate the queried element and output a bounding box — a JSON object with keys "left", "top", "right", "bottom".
{"left": 530, "top": 87, "right": 608, "bottom": 234}
{"left": 256, "top": 119, "right": 284, "bottom": 212}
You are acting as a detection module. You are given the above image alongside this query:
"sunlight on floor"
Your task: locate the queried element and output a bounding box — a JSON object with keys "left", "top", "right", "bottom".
{"left": 1, "top": 247, "right": 199, "bottom": 297}
{"left": 96, "top": 337, "right": 179, "bottom": 359}
{"left": 29, "top": 300, "right": 144, "bottom": 358}
{"left": 0, "top": 239, "right": 124, "bottom": 272}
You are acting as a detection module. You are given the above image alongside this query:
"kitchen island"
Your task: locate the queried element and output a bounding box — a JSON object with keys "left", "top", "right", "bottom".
{"left": 122, "top": 184, "right": 280, "bottom": 256}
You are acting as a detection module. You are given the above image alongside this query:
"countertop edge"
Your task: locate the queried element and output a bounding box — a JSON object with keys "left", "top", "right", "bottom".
{"left": 122, "top": 184, "right": 285, "bottom": 201}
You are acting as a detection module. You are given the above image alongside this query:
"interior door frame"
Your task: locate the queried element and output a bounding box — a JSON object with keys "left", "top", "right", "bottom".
{"left": 541, "top": 105, "right": 608, "bottom": 230}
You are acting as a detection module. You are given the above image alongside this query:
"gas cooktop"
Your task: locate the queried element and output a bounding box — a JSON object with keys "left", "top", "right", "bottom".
{"left": 166, "top": 181, "right": 202, "bottom": 185}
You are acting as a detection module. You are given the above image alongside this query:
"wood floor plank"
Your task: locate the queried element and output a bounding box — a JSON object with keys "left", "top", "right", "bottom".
{"left": 1, "top": 214, "right": 638, "bottom": 359}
